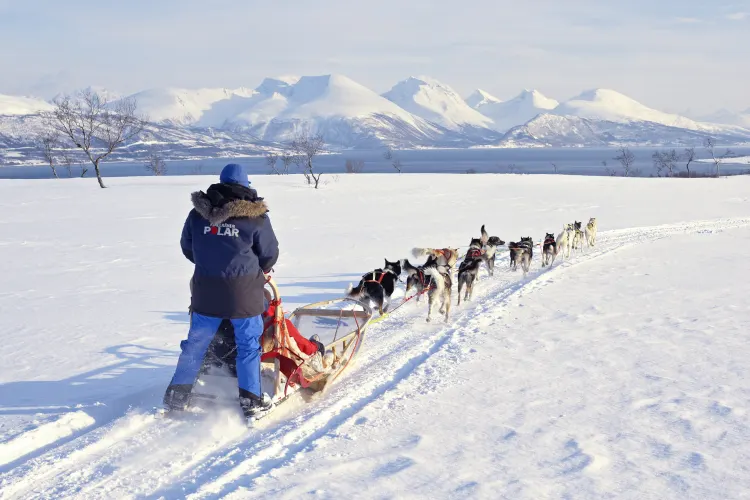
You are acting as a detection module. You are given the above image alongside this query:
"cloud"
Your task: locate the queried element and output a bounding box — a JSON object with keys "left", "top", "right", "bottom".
{"left": 726, "top": 12, "right": 747, "bottom": 20}
{"left": 675, "top": 17, "right": 701, "bottom": 23}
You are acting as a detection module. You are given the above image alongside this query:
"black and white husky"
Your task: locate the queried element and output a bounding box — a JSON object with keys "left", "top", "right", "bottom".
{"left": 542, "top": 232, "right": 557, "bottom": 267}
{"left": 480, "top": 224, "right": 505, "bottom": 277}
{"left": 509, "top": 236, "right": 533, "bottom": 276}
{"left": 423, "top": 263, "right": 452, "bottom": 323}
{"left": 457, "top": 238, "right": 484, "bottom": 305}
{"left": 402, "top": 257, "right": 436, "bottom": 303}
{"left": 346, "top": 259, "right": 402, "bottom": 315}
{"left": 585, "top": 217, "right": 597, "bottom": 247}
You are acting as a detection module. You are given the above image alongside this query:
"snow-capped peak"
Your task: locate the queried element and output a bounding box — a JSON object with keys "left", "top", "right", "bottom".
{"left": 382, "top": 76, "right": 495, "bottom": 131}
{"left": 0, "top": 94, "right": 54, "bottom": 116}
{"left": 474, "top": 89, "right": 559, "bottom": 133}
{"left": 465, "top": 89, "right": 502, "bottom": 109}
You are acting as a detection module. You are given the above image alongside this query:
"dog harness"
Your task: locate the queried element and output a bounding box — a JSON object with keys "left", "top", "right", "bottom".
{"left": 365, "top": 269, "right": 395, "bottom": 285}
{"left": 466, "top": 248, "right": 484, "bottom": 259}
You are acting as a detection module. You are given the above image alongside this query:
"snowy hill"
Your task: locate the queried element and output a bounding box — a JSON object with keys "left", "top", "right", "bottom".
{"left": 698, "top": 108, "right": 750, "bottom": 129}
{"left": 476, "top": 89, "right": 559, "bottom": 133}
{"left": 552, "top": 89, "right": 748, "bottom": 137}
{"left": 382, "top": 76, "right": 498, "bottom": 137}
{"left": 122, "top": 87, "right": 257, "bottom": 125}
{"left": 0, "top": 94, "right": 53, "bottom": 116}
{"left": 498, "top": 113, "right": 750, "bottom": 148}
{"left": 213, "top": 74, "right": 468, "bottom": 148}
{"left": 465, "top": 89, "right": 502, "bottom": 109}
{"left": 2, "top": 175, "right": 750, "bottom": 498}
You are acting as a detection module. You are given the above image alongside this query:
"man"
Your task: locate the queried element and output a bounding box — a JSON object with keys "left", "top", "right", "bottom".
{"left": 163, "top": 163, "right": 279, "bottom": 420}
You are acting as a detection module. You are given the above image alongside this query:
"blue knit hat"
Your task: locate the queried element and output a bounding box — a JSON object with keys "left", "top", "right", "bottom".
{"left": 219, "top": 163, "right": 250, "bottom": 187}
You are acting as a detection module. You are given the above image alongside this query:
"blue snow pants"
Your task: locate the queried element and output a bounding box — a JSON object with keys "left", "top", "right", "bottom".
{"left": 169, "top": 312, "right": 264, "bottom": 396}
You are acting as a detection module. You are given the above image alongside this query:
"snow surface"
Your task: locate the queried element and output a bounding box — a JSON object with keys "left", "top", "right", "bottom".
{"left": 382, "top": 76, "right": 495, "bottom": 131}
{"left": 2, "top": 174, "right": 750, "bottom": 498}
{"left": 465, "top": 89, "right": 502, "bottom": 109}
{"left": 0, "top": 94, "right": 53, "bottom": 116}
{"left": 476, "top": 89, "right": 559, "bottom": 132}
{"left": 123, "top": 87, "right": 257, "bottom": 125}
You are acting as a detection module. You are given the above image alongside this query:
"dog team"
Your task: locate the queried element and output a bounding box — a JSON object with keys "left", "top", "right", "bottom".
{"left": 347, "top": 218, "right": 597, "bottom": 323}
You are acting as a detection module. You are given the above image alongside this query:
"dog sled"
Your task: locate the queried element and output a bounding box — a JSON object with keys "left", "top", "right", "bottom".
{"left": 187, "top": 277, "right": 373, "bottom": 416}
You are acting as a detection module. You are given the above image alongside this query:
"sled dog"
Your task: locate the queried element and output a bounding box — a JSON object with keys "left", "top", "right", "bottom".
{"left": 542, "top": 232, "right": 557, "bottom": 267}
{"left": 412, "top": 247, "right": 460, "bottom": 269}
{"left": 509, "top": 236, "right": 533, "bottom": 276}
{"left": 556, "top": 224, "right": 574, "bottom": 259}
{"left": 347, "top": 259, "right": 402, "bottom": 315}
{"left": 585, "top": 217, "right": 597, "bottom": 247}
{"left": 479, "top": 224, "right": 505, "bottom": 277}
{"left": 402, "top": 257, "right": 436, "bottom": 303}
{"left": 457, "top": 238, "right": 484, "bottom": 305}
{"left": 424, "top": 264, "right": 452, "bottom": 323}
{"left": 572, "top": 221, "right": 585, "bottom": 252}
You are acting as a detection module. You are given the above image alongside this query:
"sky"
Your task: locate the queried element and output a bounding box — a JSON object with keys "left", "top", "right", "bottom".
{"left": 1, "top": 0, "right": 749, "bottom": 115}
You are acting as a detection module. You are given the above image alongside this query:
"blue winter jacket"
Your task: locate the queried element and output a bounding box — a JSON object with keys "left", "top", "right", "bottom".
{"left": 180, "top": 183, "right": 279, "bottom": 318}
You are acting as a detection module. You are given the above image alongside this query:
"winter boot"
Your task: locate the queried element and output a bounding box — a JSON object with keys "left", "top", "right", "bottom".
{"left": 163, "top": 384, "right": 193, "bottom": 412}
{"left": 239, "top": 389, "right": 273, "bottom": 423}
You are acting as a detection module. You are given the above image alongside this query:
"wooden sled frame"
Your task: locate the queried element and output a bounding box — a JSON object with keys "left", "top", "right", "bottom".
{"left": 264, "top": 278, "right": 373, "bottom": 401}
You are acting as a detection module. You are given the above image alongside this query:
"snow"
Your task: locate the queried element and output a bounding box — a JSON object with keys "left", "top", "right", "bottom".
{"left": 698, "top": 109, "right": 750, "bottom": 129}
{"left": 123, "top": 87, "right": 257, "bottom": 125}
{"left": 0, "top": 94, "right": 53, "bottom": 116}
{"left": 465, "top": 89, "right": 502, "bottom": 109}
{"left": 2, "top": 174, "right": 750, "bottom": 498}
{"left": 382, "top": 76, "right": 495, "bottom": 131}
{"left": 477, "top": 89, "right": 559, "bottom": 132}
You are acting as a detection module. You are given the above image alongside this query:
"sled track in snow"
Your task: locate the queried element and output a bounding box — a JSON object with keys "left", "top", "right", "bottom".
{"left": 1, "top": 217, "right": 749, "bottom": 499}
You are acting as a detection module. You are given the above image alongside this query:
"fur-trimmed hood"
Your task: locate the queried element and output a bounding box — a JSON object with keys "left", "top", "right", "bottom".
{"left": 191, "top": 190, "right": 269, "bottom": 226}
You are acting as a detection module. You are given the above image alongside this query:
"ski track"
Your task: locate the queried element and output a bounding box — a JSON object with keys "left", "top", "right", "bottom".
{"left": 1, "top": 217, "right": 749, "bottom": 500}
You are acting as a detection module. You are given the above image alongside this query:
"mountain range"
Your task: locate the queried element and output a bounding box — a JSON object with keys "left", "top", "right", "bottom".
{"left": 1, "top": 74, "right": 748, "bottom": 165}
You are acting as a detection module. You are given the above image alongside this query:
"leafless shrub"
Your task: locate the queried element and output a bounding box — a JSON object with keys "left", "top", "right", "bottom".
{"left": 551, "top": 162, "right": 558, "bottom": 174}
{"left": 266, "top": 152, "right": 281, "bottom": 175}
{"left": 291, "top": 132, "right": 325, "bottom": 189}
{"left": 682, "top": 147, "right": 696, "bottom": 177}
{"left": 145, "top": 151, "right": 167, "bottom": 176}
{"left": 466, "top": 168, "right": 478, "bottom": 174}
{"left": 614, "top": 147, "right": 635, "bottom": 177}
{"left": 43, "top": 89, "right": 146, "bottom": 188}
{"left": 652, "top": 149, "right": 679, "bottom": 177}
{"left": 345, "top": 159, "right": 365, "bottom": 173}
{"left": 383, "top": 147, "right": 403, "bottom": 173}
{"left": 703, "top": 137, "right": 735, "bottom": 177}
{"left": 280, "top": 152, "right": 296, "bottom": 174}
{"left": 36, "top": 131, "right": 59, "bottom": 178}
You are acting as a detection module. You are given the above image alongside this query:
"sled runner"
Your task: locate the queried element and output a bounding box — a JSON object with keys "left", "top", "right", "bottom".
{"left": 185, "top": 277, "right": 372, "bottom": 417}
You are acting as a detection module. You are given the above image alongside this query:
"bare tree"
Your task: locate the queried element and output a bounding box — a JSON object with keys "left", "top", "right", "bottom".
{"left": 280, "top": 152, "right": 295, "bottom": 175}
{"left": 145, "top": 151, "right": 167, "bottom": 176}
{"left": 683, "top": 147, "right": 696, "bottom": 177}
{"left": 652, "top": 149, "right": 678, "bottom": 177}
{"left": 291, "top": 132, "right": 326, "bottom": 189}
{"left": 703, "top": 137, "right": 735, "bottom": 177}
{"left": 383, "top": 146, "right": 403, "bottom": 173}
{"left": 43, "top": 89, "right": 146, "bottom": 188}
{"left": 614, "top": 147, "right": 635, "bottom": 177}
{"left": 345, "top": 159, "right": 365, "bottom": 173}
{"left": 36, "top": 131, "right": 59, "bottom": 179}
{"left": 265, "top": 152, "right": 281, "bottom": 175}
{"left": 551, "top": 162, "right": 558, "bottom": 174}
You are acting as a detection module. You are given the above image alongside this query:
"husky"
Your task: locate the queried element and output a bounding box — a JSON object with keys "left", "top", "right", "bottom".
{"left": 542, "top": 232, "right": 557, "bottom": 267}
{"left": 346, "top": 259, "right": 402, "bottom": 315}
{"left": 402, "top": 257, "right": 436, "bottom": 303}
{"left": 572, "top": 221, "right": 585, "bottom": 252}
{"left": 412, "top": 247, "right": 460, "bottom": 270}
{"left": 509, "top": 236, "right": 533, "bottom": 276}
{"left": 585, "top": 217, "right": 597, "bottom": 247}
{"left": 457, "top": 238, "right": 484, "bottom": 305}
{"left": 424, "top": 264, "right": 452, "bottom": 322}
{"left": 556, "top": 224, "right": 574, "bottom": 259}
{"left": 479, "top": 224, "right": 505, "bottom": 277}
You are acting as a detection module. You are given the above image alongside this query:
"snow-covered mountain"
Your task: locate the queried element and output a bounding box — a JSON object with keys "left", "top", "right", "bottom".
{"left": 0, "top": 94, "right": 53, "bottom": 116}
{"left": 464, "top": 89, "right": 501, "bottom": 109}
{"left": 382, "top": 77, "right": 497, "bottom": 138}
{"left": 121, "top": 87, "right": 257, "bottom": 125}
{"left": 498, "top": 112, "right": 750, "bottom": 148}
{"left": 697, "top": 108, "right": 750, "bottom": 129}
{"left": 474, "top": 89, "right": 559, "bottom": 133}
